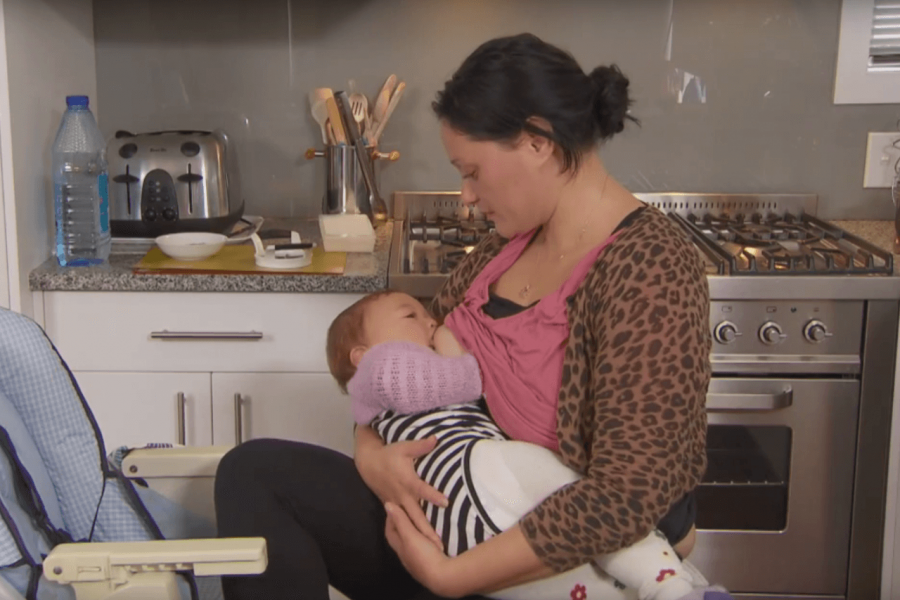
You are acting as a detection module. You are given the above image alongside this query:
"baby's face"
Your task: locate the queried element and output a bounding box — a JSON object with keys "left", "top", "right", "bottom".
{"left": 364, "top": 293, "right": 437, "bottom": 349}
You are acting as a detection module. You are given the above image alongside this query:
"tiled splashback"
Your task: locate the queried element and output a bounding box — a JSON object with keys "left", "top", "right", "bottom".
{"left": 93, "top": 0, "right": 899, "bottom": 220}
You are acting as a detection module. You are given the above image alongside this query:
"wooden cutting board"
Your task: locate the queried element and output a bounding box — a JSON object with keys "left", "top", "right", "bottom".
{"left": 133, "top": 245, "right": 347, "bottom": 275}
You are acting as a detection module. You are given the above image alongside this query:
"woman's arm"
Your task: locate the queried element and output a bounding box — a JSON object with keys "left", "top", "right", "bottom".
{"left": 517, "top": 215, "right": 712, "bottom": 572}
{"left": 385, "top": 502, "right": 554, "bottom": 598}
{"left": 354, "top": 424, "right": 447, "bottom": 549}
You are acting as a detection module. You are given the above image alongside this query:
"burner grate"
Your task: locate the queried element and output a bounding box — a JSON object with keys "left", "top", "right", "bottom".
{"left": 671, "top": 212, "right": 893, "bottom": 275}
{"left": 403, "top": 218, "right": 494, "bottom": 276}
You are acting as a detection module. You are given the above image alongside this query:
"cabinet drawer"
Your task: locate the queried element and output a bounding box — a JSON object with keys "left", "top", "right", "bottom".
{"left": 42, "top": 291, "right": 364, "bottom": 372}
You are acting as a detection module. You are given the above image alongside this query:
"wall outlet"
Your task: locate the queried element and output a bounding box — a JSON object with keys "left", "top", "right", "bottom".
{"left": 864, "top": 132, "right": 900, "bottom": 188}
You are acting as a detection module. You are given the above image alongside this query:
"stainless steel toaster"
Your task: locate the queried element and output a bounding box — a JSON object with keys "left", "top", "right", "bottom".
{"left": 107, "top": 129, "right": 244, "bottom": 237}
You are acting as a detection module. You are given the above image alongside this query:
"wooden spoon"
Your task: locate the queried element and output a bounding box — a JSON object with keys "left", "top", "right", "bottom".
{"left": 370, "top": 81, "right": 405, "bottom": 145}
{"left": 308, "top": 88, "right": 333, "bottom": 144}
{"left": 371, "top": 74, "right": 397, "bottom": 136}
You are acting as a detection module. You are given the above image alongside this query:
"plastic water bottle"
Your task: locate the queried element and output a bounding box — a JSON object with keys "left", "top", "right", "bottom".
{"left": 52, "top": 95, "right": 110, "bottom": 266}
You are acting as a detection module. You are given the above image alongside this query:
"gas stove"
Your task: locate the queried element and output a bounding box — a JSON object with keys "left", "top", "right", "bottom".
{"left": 388, "top": 192, "right": 897, "bottom": 299}
{"left": 389, "top": 192, "right": 495, "bottom": 297}
{"left": 664, "top": 195, "right": 892, "bottom": 276}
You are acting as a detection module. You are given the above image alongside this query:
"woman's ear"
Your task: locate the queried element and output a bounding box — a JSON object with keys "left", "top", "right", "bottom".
{"left": 350, "top": 345, "right": 367, "bottom": 368}
{"left": 522, "top": 116, "right": 556, "bottom": 160}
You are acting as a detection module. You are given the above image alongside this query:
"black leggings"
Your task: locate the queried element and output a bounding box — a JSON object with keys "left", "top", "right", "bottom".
{"left": 214, "top": 438, "right": 490, "bottom": 600}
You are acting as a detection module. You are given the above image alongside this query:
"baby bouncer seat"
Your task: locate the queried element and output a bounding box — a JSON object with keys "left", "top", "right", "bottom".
{"left": 0, "top": 307, "right": 266, "bottom": 600}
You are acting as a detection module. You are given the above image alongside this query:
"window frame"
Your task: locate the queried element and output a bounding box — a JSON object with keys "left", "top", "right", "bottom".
{"left": 834, "top": 0, "right": 900, "bottom": 104}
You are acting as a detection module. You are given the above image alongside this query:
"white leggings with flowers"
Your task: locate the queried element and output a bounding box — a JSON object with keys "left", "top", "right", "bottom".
{"left": 469, "top": 438, "right": 707, "bottom": 600}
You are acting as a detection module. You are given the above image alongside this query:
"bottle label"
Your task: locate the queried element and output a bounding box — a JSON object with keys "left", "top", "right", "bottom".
{"left": 98, "top": 173, "right": 109, "bottom": 234}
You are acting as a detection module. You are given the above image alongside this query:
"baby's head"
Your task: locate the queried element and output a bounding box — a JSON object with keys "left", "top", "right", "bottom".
{"left": 327, "top": 291, "right": 438, "bottom": 392}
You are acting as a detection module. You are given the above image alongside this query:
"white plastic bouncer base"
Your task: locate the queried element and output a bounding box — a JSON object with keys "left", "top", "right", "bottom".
{"left": 61, "top": 572, "right": 180, "bottom": 600}
{"left": 43, "top": 538, "right": 267, "bottom": 600}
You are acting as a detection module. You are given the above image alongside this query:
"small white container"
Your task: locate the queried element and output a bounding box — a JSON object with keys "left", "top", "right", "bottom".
{"left": 155, "top": 232, "right": 226, "bottom": 261}
{"left": 318, "top": 214, "right": 376, "bottom": 253}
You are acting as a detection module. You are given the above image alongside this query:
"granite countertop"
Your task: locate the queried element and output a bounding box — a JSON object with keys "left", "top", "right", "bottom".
{"left": 27, "top": 218, "right": 900, "bottom": 294}
{"left": 831, "top": 220, "right": 899, "bottom": 272}
{"left": 29, "top": 219, "right": 393, "bottom": 294}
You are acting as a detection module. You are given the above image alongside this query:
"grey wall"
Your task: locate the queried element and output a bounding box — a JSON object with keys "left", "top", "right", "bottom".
{"left": 93, "top": 0, "right": 900, "bottom": 220}
{"left": 6, "top": 0, "right": 97, "bottom": 314}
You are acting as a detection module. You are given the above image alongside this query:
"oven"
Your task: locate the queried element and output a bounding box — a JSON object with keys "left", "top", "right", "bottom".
{"left": 695, "top": 299, "right": 865, "bottom": 598}
{"left": 387, "top": 192, "right": 900, "bottom": 600}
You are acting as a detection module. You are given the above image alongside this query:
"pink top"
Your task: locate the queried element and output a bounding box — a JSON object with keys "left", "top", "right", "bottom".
{"left": 445, "top": 230, "right": 621, "bottom": 451}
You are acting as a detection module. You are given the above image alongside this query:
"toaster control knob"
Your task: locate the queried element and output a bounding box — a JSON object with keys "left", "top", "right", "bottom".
{"left": 713, "top": 321, "right": 741, "bottom": 344}
{"left": 144, "top": 208, "right": 157, "bottom": 221}
{"left": 759, "top": 322, "right": 786, "bottom": 345}
{"left": 181, "top": 142, "right": 200, "bottom": 157}
{"left": 118, "top": 143, "right": 138, "bottom": 159}
{"left": 163, "top": 208, "right": 176, "bottom": 221}
{"left": 803, "top": 320, "right": 832, "bottom": 343}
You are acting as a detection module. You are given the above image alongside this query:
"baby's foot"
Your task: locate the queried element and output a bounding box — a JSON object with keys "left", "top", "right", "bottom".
{"left": 638, "top": 559, "right": 734, "bottom": 600}
{"left": 672, "top": 587, "right": 734, "bottom": 600}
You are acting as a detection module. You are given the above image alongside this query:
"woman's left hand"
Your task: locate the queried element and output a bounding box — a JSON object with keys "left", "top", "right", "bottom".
{"left": 384, "top": 501, "right": 459, "bottom": 597}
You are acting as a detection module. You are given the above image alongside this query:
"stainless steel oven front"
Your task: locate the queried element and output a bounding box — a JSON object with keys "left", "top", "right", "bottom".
{"left": 695, "top": 378, "right": 858, "bottom": 596}
{"left": 690, "top": 299, "right": 872, "bottom": 599}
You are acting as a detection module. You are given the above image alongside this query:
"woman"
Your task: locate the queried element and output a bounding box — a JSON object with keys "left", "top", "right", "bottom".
{"left": 215, "top": 33, "right": 712, "bottom": 600}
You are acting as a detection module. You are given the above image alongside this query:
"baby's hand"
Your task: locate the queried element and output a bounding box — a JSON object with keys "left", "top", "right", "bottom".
{"left": 432, "top": 325, "right": 466, "bottom": 357}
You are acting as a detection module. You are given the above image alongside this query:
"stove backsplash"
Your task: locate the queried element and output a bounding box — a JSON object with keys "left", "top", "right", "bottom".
{"left": 94, "top": 0, "right": 898, "bottom": 220}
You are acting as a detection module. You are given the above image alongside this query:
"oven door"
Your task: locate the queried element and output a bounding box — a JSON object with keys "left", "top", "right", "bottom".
{"left": 690, "top": 378, "right": 859, "bottom": 596}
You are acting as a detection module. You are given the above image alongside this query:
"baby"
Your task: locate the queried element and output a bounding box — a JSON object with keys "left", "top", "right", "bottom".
{"left": 326, "top": 290, "right": 729, "bottom": 600}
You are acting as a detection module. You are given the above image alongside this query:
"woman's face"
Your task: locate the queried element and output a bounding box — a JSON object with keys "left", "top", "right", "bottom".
{"left": 440, "top": 121, "right": 555, "bottom": 238}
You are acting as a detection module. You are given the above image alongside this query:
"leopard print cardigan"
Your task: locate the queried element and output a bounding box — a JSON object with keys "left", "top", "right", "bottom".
{"left": 429, "top": 206, "right": 711, "bottom": 572}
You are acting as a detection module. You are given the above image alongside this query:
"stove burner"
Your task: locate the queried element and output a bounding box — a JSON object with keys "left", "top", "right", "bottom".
{"left": 673, "top": 212, "right": 892, "bottom": 275}
{"left": 404, "top": 217, "right": 493, "bottom": 276}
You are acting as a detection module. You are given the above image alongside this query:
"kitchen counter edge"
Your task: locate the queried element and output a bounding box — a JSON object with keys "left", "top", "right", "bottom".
{"left": 28, "top": 220, "right": 392, "bottom": 294}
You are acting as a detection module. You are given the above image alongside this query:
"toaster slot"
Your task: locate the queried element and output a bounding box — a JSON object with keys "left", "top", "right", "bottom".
{"left": 177, "top": 164, "right": 203, "bottom": 215}
{"left": 112, "top": 166, "right": 139, "bottom": 215}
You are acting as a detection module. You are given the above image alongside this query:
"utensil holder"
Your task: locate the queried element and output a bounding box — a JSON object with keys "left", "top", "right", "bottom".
{"left": 305, "top": 145, "right": 399, "bottom": 218}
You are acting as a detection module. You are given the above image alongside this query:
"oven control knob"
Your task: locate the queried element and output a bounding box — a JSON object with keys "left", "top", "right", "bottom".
{"left": 713, "top": 321, "right": 741, "bottom": 344}
{"left": 759, "top": 322, "right": 786, "bottom": 345}
{"left": 803, "top": 320, "right": 832, "bottom": 343}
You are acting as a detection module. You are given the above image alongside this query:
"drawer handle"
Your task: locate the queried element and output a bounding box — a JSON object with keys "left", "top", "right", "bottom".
{"left": 176, "top": 392, "right": 186, "bottom": 445}
{"left": 706, "top": 387, "right": 793, "bottom": 412}
{"left": 150, "top": 331, "right": 263, "bottom": 341}
{"left": 234, "top": 393, "right": 244, "bottom": 445}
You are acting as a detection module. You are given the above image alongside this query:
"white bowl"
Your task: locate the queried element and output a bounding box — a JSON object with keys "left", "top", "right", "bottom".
{"left": 155, "top": 232, "right": 227, "bottom": 261}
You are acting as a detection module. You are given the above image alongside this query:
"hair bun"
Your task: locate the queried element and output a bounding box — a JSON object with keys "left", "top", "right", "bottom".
{"left": 589, "top": 64, "right": 634, "bottom": 139}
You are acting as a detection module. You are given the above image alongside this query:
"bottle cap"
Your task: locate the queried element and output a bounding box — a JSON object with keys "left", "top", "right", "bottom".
{"left": 65, "top": 95, "right": 89, "bottom": 108}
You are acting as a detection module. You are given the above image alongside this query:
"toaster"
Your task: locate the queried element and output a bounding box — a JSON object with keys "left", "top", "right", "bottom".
{"left": 107, "top": 129, "right": 244, "bottom": 237}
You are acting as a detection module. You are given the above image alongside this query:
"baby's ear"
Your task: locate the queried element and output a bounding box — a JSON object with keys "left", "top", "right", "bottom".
{"left": 350, "top": 346, "right": 367, "bottom": 368}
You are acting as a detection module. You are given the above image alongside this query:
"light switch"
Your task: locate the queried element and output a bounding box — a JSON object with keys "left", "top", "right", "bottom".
{"left": 863, "top": 132, "right": 900, "bottom": 188}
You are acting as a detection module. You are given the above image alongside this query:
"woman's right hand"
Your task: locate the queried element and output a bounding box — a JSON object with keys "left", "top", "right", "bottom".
{"left": 354, "top": 425, "right": 448, "bottom": 550}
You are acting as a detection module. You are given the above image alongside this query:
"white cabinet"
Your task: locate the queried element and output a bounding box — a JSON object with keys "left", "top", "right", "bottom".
{"left": 73, "top": 371, "right": 212, "bottom": 451}
{"left": 41, "top": 291, "right": 359, "bottom": 373}
{"left": 39, "top": 291, "right": 364, "bottom": 453}
{"left": 212, "top": 373, "right": 353, "bottom": 455}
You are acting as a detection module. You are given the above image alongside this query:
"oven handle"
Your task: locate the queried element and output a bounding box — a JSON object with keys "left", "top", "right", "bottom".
{"left": 706, "top": 387, "right": 793, "bottom": 412}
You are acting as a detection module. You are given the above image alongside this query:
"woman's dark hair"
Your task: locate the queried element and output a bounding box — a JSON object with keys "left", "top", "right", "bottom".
{"left": 433, "top": 33, "right": 638, "bottom": 173}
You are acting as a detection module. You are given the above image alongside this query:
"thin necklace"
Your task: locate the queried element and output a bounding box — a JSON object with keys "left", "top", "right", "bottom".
{"left": 518, "top": 173, "right": 610, "bottom": 301}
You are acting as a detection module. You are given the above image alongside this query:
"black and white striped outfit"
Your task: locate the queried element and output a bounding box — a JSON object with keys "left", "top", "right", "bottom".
{"left": 371, "top": 401, "right": 509, "bottom": 557}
